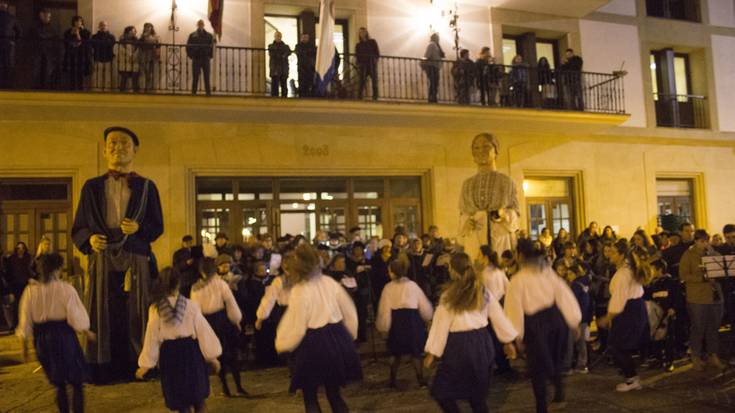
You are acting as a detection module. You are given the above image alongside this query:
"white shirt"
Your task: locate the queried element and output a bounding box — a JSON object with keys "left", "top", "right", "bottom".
{"left": 482, "top": 266, "right": 509, "bottom": 301}
{"left": 608, "top": 265, "right": 644, "bottom": 315}
{"left": 504, "top": 265, "right": 582, "bottom": 340}
{"left": 16, "top": 279, "right": 90, "bottom": 340}
{"left": 138, "top": 296, "right": 222, "bottom": 369}
{"left": 104, "top": 175, "right": 131, "bottom": 228}
{"left": 376, "top": 277, "right": 434, "bottom": 333}
{"left": 190, "top": 276, "right": 242, "bottom": 325}
{"left": 275, "top": 274, "right": 358, "bottom": 353}
{"left": 425, "top": 291, "right": 517, "bottom": 357}
{"left": 256, "top": 276, "right": 290, "bottom": 321}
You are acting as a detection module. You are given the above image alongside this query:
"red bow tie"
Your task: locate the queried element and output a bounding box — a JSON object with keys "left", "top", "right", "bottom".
{"left": 107, "top": 170, "right": 137, "bottom": 182}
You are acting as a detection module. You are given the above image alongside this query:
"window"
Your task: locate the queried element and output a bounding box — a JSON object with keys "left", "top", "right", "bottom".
{"left": 265, "top": 15, "right": 300, "bottom": 96}
{"left": 502, "top": 38, "right": 518, "bottom": 66}
{"left": 503, "top": 35, "right": 559, "bottom": 67}
{"left": 196, "top": 176, "right": 423, "bottom": 244}
{"left": 651, "top": 50, "right": 707, "bottom": 128}
{"left": 646, "top": 0, "right": 700, "bottom": 22}
{"left": 657, "top": 178, "right": 694, "bottom": 230}
{"left": 0, "top": 179, "right": 74, "bottom": 275}
{"left": 523, "top": 178, "right": 575, "bottom": 239}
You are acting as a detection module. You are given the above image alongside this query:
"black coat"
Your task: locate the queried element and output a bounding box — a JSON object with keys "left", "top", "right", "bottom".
{"left": 72, "top": 174, "right": 164, "bottom": 257}
{"left": 355, "top": 38, "right": 379, "bottom": 67}
{"left": 295, "top": 42, "right": 316, "bottom": 72}
{"left": 28, "top": 22, "right": 60, "bottom": 61}
{"left": 268, "top": 40, "right": 292, "bottom": 77}
{"left": 62, "top": 27, "right": 91, "bottom": 72}
{"left": 0, "top": 10, "right": 21, "bottom": 66}
{"left": 91, "top": 31, "right": 116, "bottom": 63}
{"left": 186, "top": 29, "right": 214, "bottom": 60}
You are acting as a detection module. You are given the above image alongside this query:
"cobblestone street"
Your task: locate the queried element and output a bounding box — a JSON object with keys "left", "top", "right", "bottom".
{"left": 1, "top": 333, "right": 734, "bottom": 413}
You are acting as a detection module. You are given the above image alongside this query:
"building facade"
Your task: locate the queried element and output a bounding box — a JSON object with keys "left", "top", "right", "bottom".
{"left": 1, "top": 0, "right": 734, "bottom": 272}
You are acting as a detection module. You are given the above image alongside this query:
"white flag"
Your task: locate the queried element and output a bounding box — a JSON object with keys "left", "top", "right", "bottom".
{"left": 316, "top": 0, "right": 337, "bottom": 94}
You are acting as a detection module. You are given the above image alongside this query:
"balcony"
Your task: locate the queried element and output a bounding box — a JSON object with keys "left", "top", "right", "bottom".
{"left": 5, "top": 40, "right": 625, "bottom": 116}
{"left": 654, "top": 93, "right": 708, "bottom": 129}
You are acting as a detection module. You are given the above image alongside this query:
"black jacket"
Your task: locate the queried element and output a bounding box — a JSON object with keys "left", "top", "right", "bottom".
{"left": 268, "top": 40, "right": 291, "bottom": 77}
{"left": 295, "top": 42, "right": 316, "bottom": 72}
{"left": 355, "top": 38, "right": 379, "bottom": 67}
{"left": 186, "top": 29, "right": 214, "bottom": 60}
{"left": 91, "top": 31, "right": 116, "bottom": 63}
{"left": 0, "top": 10, "right": 20, "bottom": 44}
{"left": 561, "top": 55, "right": 583, "bottom": 72}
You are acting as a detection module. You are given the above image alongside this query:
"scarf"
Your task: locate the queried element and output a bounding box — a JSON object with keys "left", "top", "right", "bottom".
{"left": 157, "top": 295, "right": 187, "bottom": 326}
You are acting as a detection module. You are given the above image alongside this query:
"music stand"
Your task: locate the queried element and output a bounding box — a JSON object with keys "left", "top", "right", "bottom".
{"left": 702, "top": 255, "right": 735, "bottom": 280}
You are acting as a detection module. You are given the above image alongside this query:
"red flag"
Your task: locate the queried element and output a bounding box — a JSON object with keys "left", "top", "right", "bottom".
{"left": 209, "top": 0, "right": 224, "bottom": 39}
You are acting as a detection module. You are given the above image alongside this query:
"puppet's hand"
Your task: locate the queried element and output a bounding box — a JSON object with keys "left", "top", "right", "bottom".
{"left": 90, "top": 234, "right": 107, "bottom": 252}
{"left": 121, "top": 218, "right": 139, "bottom": 235}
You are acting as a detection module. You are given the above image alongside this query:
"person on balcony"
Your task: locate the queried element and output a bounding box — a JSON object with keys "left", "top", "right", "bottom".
{"left": 509, "top": 54, "right": 528, "bottom": 108}
{"left": 91, "top": 21, "right": 115, "bottom": 90}
{"left": 117, "top": 26, "right": 140, "bottom": 93}
{"left": 268, "top": 31, "right": 291, "bottom": 98}
{"left": 29, "top": 8, "right": 60, "bottom": 90}
{"left": 139, "top": 23, "right": 160, "bottom": 93}
{"left": 423, "top": 33, "right": 445, "bottom": 103}
{"left": 295, "top": 33, "right": 316, "bottom": 97}
{"left": 560, "top": 48, "right": 584, "bottom": 111}
{"left": 186, "top": 20, "right": 214, "bottom": 96}
{"left": 538, "top": 57, "right": 556, "bottom": 108}
{"left": 475, "top": 47, "right": 493, "bottom": 106}
{"left": 62, "top": 15, "right": 91, "bottom": 91}
{"left": 0, "top": 0, "right": 21, "bottom": 89}
{"left": 452, "top": 48, "right": 475, "bottom": 105}
{"left": 356, "top": 27, "right": 380, "bottom": 100}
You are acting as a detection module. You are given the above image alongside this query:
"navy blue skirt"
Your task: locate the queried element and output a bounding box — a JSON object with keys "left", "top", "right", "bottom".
{"left": 204, "top": 309, "right": 240, "bottom": 365}
{"left": 609, "top": 297, "right": 649, "bottom": 351}
{"left": 290, "top": 322, "right": 362, "bottom": 392}
{"left": 159, "top": 337, "right": 210, "bottom": 411}
{"left": 388, "top": 308, "right": 427, "bottom": 357}
{"left": 524, "top": 305, "right": 568, "bottom": 378}
{"left": 431, "top": 327, "right": 495, "bottom": 401}
{"left": 33, "top": 320, "right": 87, "bottom": 386}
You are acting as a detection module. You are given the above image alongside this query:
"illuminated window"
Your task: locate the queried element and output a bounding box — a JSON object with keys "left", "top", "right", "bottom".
{"left": 523, "top": 177, "right": 575, "bottom": 239}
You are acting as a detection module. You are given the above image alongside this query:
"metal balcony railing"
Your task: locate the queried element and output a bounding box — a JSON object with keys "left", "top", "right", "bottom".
{"left": 653, "top": 93, "right": 709, "bottom": 129}
{"left": 5, "top": 39, "right": 626, "bottom": 114}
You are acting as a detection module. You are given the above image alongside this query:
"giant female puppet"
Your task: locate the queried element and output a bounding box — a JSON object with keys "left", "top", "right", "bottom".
{"left": 72, "top": 127, "right": 163, "bottom": 382}
{"left": 459, "top": 132, "right": 520, "bottom": 258}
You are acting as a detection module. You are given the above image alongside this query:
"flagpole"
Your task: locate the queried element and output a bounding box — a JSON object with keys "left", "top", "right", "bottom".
{"left": 167, "top": 0, "right": 182, "bottom": 90}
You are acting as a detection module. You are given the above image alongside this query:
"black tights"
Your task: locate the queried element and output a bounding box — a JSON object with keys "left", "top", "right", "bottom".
{"left": 389, "top": 356, "right": 424, "bottom": 385}
{"left": 303, "top": 384, "right": 349, "bottom": 413}
{"left": 436, "top": 396, "right": 488, "bottom": 413}
{"left": 529, "top": 372, "right": 564, "bottom": 413}
{"left": 610, "top": 346, "right": 637, "bottom": 379}
{"left": 55, "top": 383, "right": 83, "bottom": 413}
{"left": 218, "top": 358, "right": 244, "bottom": 395}
{"left": 177, "top": 400, "right": 207, "bottom": 413}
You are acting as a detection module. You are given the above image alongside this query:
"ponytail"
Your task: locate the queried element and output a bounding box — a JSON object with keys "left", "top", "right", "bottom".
{"left": 629, "top": 250, "right": 653, "bottom": 286}
{"left": 441, "top": 252, "right": 485, "bottom": 313}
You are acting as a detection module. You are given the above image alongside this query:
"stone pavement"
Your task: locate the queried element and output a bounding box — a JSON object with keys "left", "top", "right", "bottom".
{"left": 1, "top": 333, "right": 734, "bottom": 413}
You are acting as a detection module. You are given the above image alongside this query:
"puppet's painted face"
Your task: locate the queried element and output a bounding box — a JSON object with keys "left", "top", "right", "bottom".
{"left": 104, "top": 133, "right": 137, "bottom": 169}
{"left": 471, "top": 136, "right": 496, "bottom": 167}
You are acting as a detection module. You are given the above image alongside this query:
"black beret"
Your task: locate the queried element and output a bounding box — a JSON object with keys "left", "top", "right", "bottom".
{"left": 104, "top": 126, "right": 140, "bottom": 146}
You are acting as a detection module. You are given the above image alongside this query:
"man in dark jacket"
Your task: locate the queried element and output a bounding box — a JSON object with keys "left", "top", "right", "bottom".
{"left": 560, "top": 48, "right": 584, "bottom": 110}
{"left": 186, "top": 20, "right": 214, "bottom": 95}
{"left": 90, "top": 20, "right": 115, "bottom": 89}
{"left": 294, "top": 32, "right": 316, "bottom": 97}
{"left": 355, "top": 27, "right": 380, "bottom": 100}
{"left": 28, "top": 8, "right": 59, "bottom": 89}
{"left": 268, "top": 31, "right": 291, "bottom": 97}
{"left": 0, "top": 1, "right": 21, "bottom": 89}
{"left": 173, "top": 235, "right": 199, "bottom": 298}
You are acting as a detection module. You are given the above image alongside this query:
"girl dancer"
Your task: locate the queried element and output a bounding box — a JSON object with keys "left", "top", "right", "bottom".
{"left": 424, "top": 252, "right": 518, "bottom": 413}
{"left": 17, "top": 253, "right": 93, "bottom": 413}
{"left": 504, "top": 239, "right": 581, "bottom": 413}
{"left": 376, "top": 253, "right": 433, "bottom": 388}
{"left": 191, "top": 257, "right": 246, "bottom": 397}
{"left": 276, "top": 244, "right": 362, "bottom": 413}
{"left": 255, "top": 252, "right": 292, "bottom": 332}
{"left": 137, "top": 267, "right": 222, "bottom": 413}
{"left": 598, "top": 239, "right": 651, "bottom": 391}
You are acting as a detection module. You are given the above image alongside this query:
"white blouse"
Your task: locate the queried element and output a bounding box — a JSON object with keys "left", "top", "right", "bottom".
{"left": 376, "top": 277, "right": 434, "bottom": 333}
{"left": 482, "top": 266, "right": 510, "bottom": 301}
{"left": 608, "top": 265, "right": 644, "bottom": 315}
{"left": 256, "top": 276, "right": 291, "bottom": 321}
{"left": 16, "top": 279, "right": 90, "bottom": 340}
{"left": 190, "top": 276, "right": 242, "bottom": 325}
{"left": 425, "top": 291, "right": 518, "bottom": 357}
{"left": 275, "top": 274, "right": 358, "bottom": 353}
{"left": 138, "top": 296, "right": 222, "bottom": 369}
{"left": 504, "top": 265, "right": 582, "bottom": 340}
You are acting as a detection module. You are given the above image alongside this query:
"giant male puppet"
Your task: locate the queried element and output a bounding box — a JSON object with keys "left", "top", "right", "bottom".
{"left": 72, "top": 127, "right": 163, "bottom": 382}
{"left": 459, "top": 132, "right": 520, "bottom": 258}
